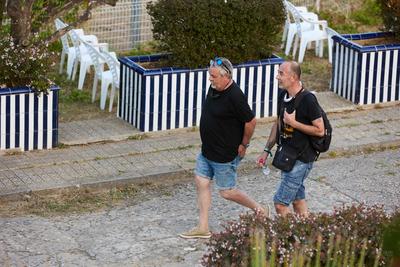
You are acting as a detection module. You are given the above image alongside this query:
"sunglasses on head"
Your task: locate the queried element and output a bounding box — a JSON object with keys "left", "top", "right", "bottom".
{"left": 209, "top": 57, "right": 231, "bottom": 75}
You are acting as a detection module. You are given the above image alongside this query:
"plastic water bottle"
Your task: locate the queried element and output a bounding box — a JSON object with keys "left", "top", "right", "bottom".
{"left": 258, "top": 158, "right": 270, "bottom": 176}
{"left": 262, "top": 164, "right": 270, "bottom": 176}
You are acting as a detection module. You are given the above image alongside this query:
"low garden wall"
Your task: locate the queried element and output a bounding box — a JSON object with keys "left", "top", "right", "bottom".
{"left": 331, "top": 32, "right": 399, "bottom": 105}
{"left": 0, "top": 86, "right": 59, "bottom": 151}
{"left": 118, "top": 54, "right": 283, "bottom": 132}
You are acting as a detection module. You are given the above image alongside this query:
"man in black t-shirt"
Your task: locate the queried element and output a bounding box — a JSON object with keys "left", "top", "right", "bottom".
{"left": 257, "top": 61, "right": 324, "bottom": 218}
{"left": 180, "top": 57, "right": 267, "bottom": 239}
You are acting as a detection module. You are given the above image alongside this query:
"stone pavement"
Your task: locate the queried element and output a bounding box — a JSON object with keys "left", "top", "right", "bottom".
{"left": 0, "top": 91, "right": 399, "bottom": 197}
{"left": 0, "top": 148, "right": 398, "bottom": 267}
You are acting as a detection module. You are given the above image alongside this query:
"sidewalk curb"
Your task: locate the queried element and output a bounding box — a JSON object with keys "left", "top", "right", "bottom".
{"left": 2, "top": 139, "right": 399, "bottom": 201}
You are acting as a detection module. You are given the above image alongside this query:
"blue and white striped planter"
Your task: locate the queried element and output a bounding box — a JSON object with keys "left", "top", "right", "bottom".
{"left": 118, "top": 54, "right": 283, "bottom": 132}
{"left": 331, "top": 32, "right": 400, "bottom": 105}
{"left": 0, "top": 86, "right": 59, "bottom": 151}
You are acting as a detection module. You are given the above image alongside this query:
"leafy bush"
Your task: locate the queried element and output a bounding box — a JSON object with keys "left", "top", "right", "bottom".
{"left": 147, "top": 0, "right": 285, "bottom": 67}
{"left": 0, "top": 31, "right": 55, "bottom": 93}
{"left": 202, "top": 204, "right": 399, "bottom": 266}
{"left": 378, "top": 0, "right": 400, "bottom": 41}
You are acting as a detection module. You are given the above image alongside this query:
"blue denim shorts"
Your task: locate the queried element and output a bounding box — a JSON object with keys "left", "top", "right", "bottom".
{"left": 273, "top": 160, "right": 313, "bottom": 206}
{"left": 195, "top": 153, "right": 241, "bottom": 190}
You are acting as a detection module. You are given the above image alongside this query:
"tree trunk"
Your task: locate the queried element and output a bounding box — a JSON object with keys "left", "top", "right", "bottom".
{"left": 7, "top": 0, "right": 34, "bottom": 45}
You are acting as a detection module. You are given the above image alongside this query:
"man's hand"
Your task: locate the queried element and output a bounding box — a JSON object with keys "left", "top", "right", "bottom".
{"left": 256, "top": 152, "right": 268, "bottom": 167}
{"left": 283, "top": 109, "right": 296, "bottom": 127}
{"left": 238, "top": 144, "right": 247, "bottom": 158}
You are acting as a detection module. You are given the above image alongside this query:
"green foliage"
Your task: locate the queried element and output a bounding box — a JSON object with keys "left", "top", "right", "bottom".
{"left": 351, "top": 0, "right": 382, "bottom": 26}
{"left": 147, "top": 0, "right": 285, "bottom": 67}
{"left": 378, "top": 0, "right": 400, "bottom": 41}
{"left": 0, "top": 31, "right": 55, "bottom": 93}
{"left": 202, "top": 204, "right": 399, "bottom": 266}
{"left": 383, "top": 213, "right": 400, "bottom": 257}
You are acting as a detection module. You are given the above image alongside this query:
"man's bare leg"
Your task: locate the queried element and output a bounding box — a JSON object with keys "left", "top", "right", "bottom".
{"left": 195, "top": 175, "right": 212, "bottom": 231}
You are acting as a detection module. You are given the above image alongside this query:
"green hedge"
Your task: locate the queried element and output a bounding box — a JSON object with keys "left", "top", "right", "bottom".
{"left": 147, "top": 0, "right": 285, "bottom": 68}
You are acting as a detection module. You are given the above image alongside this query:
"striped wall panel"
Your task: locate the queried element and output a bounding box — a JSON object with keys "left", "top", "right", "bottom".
{"left": 118, "top": 54, "right": 283, "bottom": 132}
{"left": 331, "top": 32, "right": 400, "bottom": 105}
{"left": 0, "top": 86, "right": 59, "bottom": 151}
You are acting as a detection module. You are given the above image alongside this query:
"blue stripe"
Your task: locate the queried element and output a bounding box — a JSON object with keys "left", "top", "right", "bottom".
{"left": 167, "top": 74, "right": 172, "bottom": 130}
{"left": 149, "top": 76, "right": 154, "bottom": 132}
{"left": 260, "top": 65, "right": 266, "bottom": 117}
{"left": 251, "top": 67, "right": 257, "bottom": 113}
{"left": 193, "top": 72, "right": 198, "bottom": 126}
{"left": 5, "top": 95, "right": 10, "bottom": 149}
{"left": 24, "top": 94, "right": 29, "bottom": 151}
{"left": 184, "top": 73, "right": 190, "bottom": 127}
{"left": 158, "top": 75, "right": 164, "bottom": 131}
{"left": 387, "top": 51, "right": 394, "bottom": 101}
{"left": 43, "top": 95, "right": 48, "bottom": 149}
{"left": 54, "top": 91, "right": 59, "bottom": 148}
{"left": 34, "top": 95, "right": 39, "bottom": 150}
{"left": 15, "top": 95, "right": 20, "bottom": 148}
{"left": 175, "top": 73, "right": 181, "bottom": 129}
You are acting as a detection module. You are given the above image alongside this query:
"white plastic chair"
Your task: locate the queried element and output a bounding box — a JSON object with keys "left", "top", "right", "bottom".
{"left": 101, "top": 51, "right": 120, "bottom": 112}
{"left": 283, "top": 1, "right": 319, "bottom": 56}
{"left": 70, "top": 29, "right": 109, "bottom": 90}
{"left": 287, "top": 1, "right": 328, "bottom": 63}
{"left": 326, "top": 27, "right": 341, "bottom": 64}
{"left": 54, "top": 18, "right": 99, "bottom": 78}
{"left": 81, "top": 40, "right": 108, "bottom": 103}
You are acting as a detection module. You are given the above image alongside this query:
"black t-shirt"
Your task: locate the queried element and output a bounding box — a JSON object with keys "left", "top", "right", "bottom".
{"left": 278, "top": 89, "right": 321, "bottom": 162}
{"left": 200, "top": 82, "right": 255, "bottom": 163}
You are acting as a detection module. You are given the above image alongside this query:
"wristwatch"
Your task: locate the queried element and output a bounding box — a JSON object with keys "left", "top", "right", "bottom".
{"left": 241, "top": 143, "right": 250, "bottom": 148}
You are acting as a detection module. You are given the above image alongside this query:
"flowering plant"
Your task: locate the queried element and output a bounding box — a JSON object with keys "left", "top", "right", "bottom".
{"left": 202, "top": 204, "right": 399, "bottom": 266}
{"left": 0, "top": 31, "right": 55, "bottom": 93}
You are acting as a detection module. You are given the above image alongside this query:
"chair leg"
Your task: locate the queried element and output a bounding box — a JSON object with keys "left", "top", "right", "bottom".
{"left": 100, "top": 81, "right": 110, "bottom": 110}
{"left": 78, "top": 62, "right": 89, "bottom": 90}
{"left": 292, "top": 35, "right": 299, "bottom": 59}
{"left": 281, "top": 23, "right": 289, "bottom": 49}
{"left": 67, "top": 55, "right": 75, "bottom": 79}
{"left": 109, "top": 84, "right": 116, "bottom": 112}
{"left": 285, "top": 29, "right": 296, "bottom": 56}
{"left": 59, "top": 52, "right": 66, "bottom": 74}
{"left": 92, "top": 77, "right": 98, "bottom": 103}
{"left": 71, "top": 60, "right": 79, "bottom": 81}
{"left": 298, "top": 38, "right": 308, "bottom": 63}
{"left": 319, "top": 40, "right": 324, "bottom": 57}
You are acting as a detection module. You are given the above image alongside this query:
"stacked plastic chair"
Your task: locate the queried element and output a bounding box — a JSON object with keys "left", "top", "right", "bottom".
{"left": 54, "top": 19, "right": 98, "bottom": 79}
{"left": 286, "top": 1, "right": 328, "bottom": 63}
{"left": 100, "top": 50, "right": 120, "bottom": 112}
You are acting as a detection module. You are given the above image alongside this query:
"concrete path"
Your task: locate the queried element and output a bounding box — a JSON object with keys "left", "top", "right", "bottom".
{"left": 0, "top": 148, "right": 398, "bottom": 267}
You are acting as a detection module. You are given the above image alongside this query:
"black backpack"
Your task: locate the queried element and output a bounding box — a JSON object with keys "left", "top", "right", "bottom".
{"left": 278, "top": 89, "right": 332, "bottom": 155}
{"left": 294, "top": 90, "right": 332, "bottom": 154}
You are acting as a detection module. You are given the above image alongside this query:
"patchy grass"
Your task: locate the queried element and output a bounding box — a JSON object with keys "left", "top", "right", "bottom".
{"left": 0, "top": 177, "right": 190, "bottom": 217}
{"left": 127, "top": 134, "right": 149, "bottom": 140}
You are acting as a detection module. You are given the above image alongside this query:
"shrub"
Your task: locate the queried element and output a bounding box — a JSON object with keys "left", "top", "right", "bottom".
{"left": 378, "top": 0, "right": 400, "bottom": 41}
{"left": 202, "top": 204, "right": 399, "bottom": 266}
{"left": 0, "top": 31, "right": 55, "bottom": 93}
{"left": 147, "top": 0, "right": 285, "bottom": 67}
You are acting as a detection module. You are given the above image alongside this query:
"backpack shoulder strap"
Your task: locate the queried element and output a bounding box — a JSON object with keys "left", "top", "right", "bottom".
{"left": 293, "top": 89, "right": 310, "bottom": 110}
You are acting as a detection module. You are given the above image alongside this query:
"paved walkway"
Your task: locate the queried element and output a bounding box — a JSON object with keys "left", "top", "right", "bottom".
{"left": 0, "top": 92, "right": 399, "bottom": 197}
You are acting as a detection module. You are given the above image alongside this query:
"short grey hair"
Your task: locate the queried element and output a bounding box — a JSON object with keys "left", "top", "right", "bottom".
{"left": 210, "top": 57, "right": 233, "bottom": 79}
